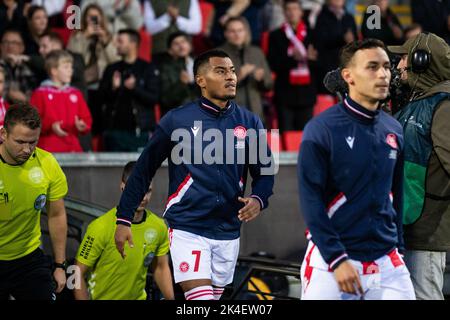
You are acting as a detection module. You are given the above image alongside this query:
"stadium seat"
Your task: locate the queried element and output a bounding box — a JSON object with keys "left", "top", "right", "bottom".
{"left": 139, "top": 28, "right": 152, "bottom": 62}
{"left": 52, "top": 27, "right": 72, "bottom": 47}
{"left": 313, "top": 94, "right": 336, "bottom": 116}
{"left": 266, "top": 131, "right": 282, "bottom": 153}
{"left": 282, "top": 131, "right": 303, "bottom": 152}
{"left": 154, "top": 104, "right": 161, "bottom": 124}
{"left": 260, "top": 31, "right": 269, "bottom": 56}
{"left": 199, "top": 1, "right": 214, "bottom": 34}
{"left": 91, "top": 135, "right": 103, "bottom": 152}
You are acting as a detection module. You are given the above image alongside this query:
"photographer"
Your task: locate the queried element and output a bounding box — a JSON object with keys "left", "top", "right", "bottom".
{"left": 67, "top": 3, "right": 120, "bottom": 135}
{"left": 98, "top": 29, "right": 160, "bottom": 152}
{"left": 388, "top": 33, "right": 450, "bottom": 300}
{"left": 81, "top": 0, "right": 143, "bottom": 33}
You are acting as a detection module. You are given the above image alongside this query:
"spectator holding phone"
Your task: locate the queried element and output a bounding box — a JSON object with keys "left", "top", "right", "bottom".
{"left": 67, "top": 3, "right": 119, "bottom": 136}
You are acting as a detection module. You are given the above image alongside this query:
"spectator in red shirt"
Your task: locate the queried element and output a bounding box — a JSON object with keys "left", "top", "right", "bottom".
{"left": 30, "top": 50, "right": 92, "bottom": 152}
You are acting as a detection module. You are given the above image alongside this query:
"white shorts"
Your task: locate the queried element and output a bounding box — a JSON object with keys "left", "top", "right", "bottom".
{"left": 169, "top": 228, "right": 240, "bottom": 287}
{"left": 300, "top": 241, "right": 416, "bottom": 300}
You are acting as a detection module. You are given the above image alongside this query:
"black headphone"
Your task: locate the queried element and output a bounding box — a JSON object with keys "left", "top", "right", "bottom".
{"left": 410, "top": 33, "right": 431, "bottom": 73}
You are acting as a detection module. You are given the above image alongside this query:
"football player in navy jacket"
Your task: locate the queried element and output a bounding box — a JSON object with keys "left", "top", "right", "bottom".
{"left": 298, "top": 39, "right": 415, "bottom": 300}
{"left": 114, "top": 50, "right": 275, "bottom": 300}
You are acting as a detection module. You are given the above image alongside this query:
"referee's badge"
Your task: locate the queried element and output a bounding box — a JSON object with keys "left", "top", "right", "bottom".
{"left": 34, "top": 194, "right": 47, "bottom": 210}
{"left": 144, "top": 228, "right": 157, "bottom": 244}
{"left": 29, "top": 167, "right": 44, "bottom": 184}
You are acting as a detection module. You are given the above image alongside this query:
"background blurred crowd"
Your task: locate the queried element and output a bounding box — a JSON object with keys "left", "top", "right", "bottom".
{"left": 1, "top": 0, "right": 448, "bottom": 152}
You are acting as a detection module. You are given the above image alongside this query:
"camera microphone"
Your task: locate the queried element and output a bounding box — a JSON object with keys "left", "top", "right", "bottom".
{"left": 323, "top": 68, "right": 348, "bottom": 101}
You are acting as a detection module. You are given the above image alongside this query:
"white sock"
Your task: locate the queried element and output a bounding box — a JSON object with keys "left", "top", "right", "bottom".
{"left": 213, "top": 287, "right": 224, "bottom": 300}
{"left": 184, "top": 285, "right": 214, "bottom": 300}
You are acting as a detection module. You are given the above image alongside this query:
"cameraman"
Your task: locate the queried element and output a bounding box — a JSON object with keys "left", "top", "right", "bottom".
{"left": 388, "top": 33, "right": 450, "bottom": 300}
{"left": 99, "top": 29, "right": 160, "bottom": 152}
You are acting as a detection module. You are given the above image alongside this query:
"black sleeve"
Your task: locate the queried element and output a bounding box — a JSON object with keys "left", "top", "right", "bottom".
{"left": 267, "top": 30, "right": 297, "bottom": 74}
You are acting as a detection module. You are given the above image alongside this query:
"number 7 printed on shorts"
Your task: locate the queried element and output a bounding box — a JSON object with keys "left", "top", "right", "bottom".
{"left": 192, "top": 250, "right": 201, "bottom": 272}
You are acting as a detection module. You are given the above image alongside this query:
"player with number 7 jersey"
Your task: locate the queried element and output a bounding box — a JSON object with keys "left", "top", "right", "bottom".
{"left": 114, "top": 50, "right": 275, "bottom": 300}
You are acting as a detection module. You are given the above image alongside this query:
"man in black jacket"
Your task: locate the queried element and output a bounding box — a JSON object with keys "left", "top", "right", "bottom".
{"left": 267, "top": 0, "right": 316, "bottom": 132}
{"left": 313, "top": 0, "right": 357, "bottom": 94}
{"left": 99, "top": 28, "right": 160, "bottom": 152}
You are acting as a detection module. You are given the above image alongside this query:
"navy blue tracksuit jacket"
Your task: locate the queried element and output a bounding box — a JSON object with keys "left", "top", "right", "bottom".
{"left": 298, "top": 97, "right": 405, "bottom": 270}
{"left": 116, "top": 97, "right": 275, "bottom": 240}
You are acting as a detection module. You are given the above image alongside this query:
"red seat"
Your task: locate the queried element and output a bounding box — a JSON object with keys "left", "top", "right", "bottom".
{"left": 91, "top": 135, "right": 103, "bottom": 152}
{"left": 52, "top": 27, "right": 72, "bottom": 47}
{"left": 260, "top": 31, "right": 269, "bottom": 55}
{"left": 139, "top": 28, "right": 152, "bottom": 62}
{"left": 199, "top": 1, "right": 214, "bottom": 34}
{"left": 266, "top": 131, "right": 282, "bottom": 153}
{"left": 282, "top": 131, "right": 303, "bottom": 152}
{"left": 313, "top": 94, "right": 336, "bottom": 116}
{"left": 154, "top": 104, "right": 161, "bottom": 124}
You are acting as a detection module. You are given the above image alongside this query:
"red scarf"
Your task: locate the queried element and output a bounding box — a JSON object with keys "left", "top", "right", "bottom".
{"left": 283, "top": 21, "right": 311, "bottom": 86}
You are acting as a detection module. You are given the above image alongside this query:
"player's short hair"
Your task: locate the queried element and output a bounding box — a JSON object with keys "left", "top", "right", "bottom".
{"left": 40, "top": 31, "right": 64, "bottom": 47}
{"left": 340, "top": 38, "right": 387, "bottom": 68}
{"left": 193, "top": 49, "right": 231, "bottom": 76}
{"left": 118, "top": 28, "right": 141, "bottom": 47}
{"left": 45, "top": 50, "right": 73, "bottom": 74}
{"left": 122, "top": 161, "right": 137, "bottom": 183}
{"left": 4, "top": 103, "right": 41, "bottom": 132}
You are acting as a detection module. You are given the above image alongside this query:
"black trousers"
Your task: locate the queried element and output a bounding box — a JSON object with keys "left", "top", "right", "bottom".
{"left": 0, "top": 248, "right": 55, "bottom": 300}
{"left": 277, "top": 105, "right": 314, "bottom": 132}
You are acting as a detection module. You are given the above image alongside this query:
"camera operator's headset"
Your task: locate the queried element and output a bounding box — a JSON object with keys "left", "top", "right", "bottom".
{"left": 410, "top": 32, "right": 432, "bottom": 73}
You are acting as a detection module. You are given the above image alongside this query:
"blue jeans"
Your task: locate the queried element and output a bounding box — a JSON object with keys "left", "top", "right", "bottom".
{"left": 404, "top": 250, "right": 446, "bottom": 300}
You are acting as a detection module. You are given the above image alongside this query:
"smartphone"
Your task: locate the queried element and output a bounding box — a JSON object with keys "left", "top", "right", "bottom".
{"left": 90, "top": 16, "right": 99, "bottom": 26}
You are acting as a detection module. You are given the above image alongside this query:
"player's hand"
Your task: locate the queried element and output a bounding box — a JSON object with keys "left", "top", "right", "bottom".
{"left": 75, "top": 115, "right": 87, "bottom": 132}
{"left": 53, "top": 268, "right": 67, "bottom": 294}
{"left": 237, "top": 197, "right": 261, "bottom": 222}
{"left": 115, "top": 224, "right": 134, "bottom": 259}
{"left": 52, "top": 121, "right": 68, "bottom": 137}
{"left": 333, "top": 260, "right": 364, "bottom": 295}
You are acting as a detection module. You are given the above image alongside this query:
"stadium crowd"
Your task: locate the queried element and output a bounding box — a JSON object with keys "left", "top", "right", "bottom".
{"left": 1, "top": 0, "right": 447, "bottom": 152}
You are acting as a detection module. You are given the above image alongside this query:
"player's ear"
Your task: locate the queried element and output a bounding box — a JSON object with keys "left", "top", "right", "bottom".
{"left": 0, "top": 127, "right": 7, "bottom": 140}
{"left": 195, "top": 74, "right": 206, "bottom": 89}
{"left": 341, "top": 67, "right": 354, "bottom": 86}
{"left": 120, "top": 182, "right": 125, "bottom": 192}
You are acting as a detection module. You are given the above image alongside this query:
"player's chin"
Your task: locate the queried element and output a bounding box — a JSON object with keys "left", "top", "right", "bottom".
{"left": 223, "top": 93, "right": 236, "bottom": 100}
{"left": 374, "top": 89, "right": 389, "bottom": 100}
